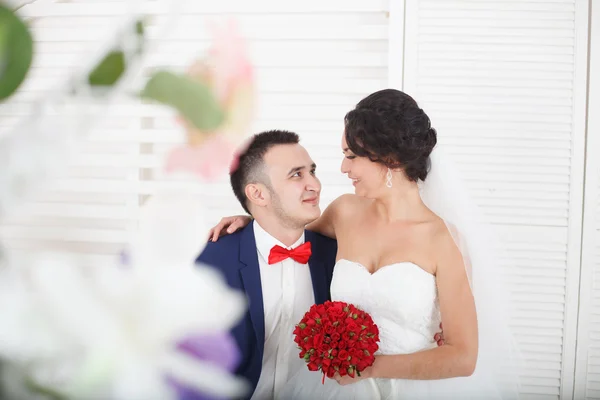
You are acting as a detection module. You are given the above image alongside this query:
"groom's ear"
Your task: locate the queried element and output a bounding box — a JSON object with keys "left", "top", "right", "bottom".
{"left": 245, "top": 183, "right": 269, "bottom": 208}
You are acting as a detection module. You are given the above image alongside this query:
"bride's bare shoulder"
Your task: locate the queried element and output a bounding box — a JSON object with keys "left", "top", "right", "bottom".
{"left": 330, "top": 194, "right": 370, "bottom": 215}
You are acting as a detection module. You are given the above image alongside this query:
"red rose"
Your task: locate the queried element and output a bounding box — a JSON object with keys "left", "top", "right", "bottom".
{"left": 338, "top": 350, "right": 349, "bottom": 361}
{"left": 307, "top": 362, "right": 318, "bottom": 371}
{"left": 357, "top": 360, "right": 369, "bottom": 371}
{"left": 341, "top": 360, "right": 350, "bottom": 371}
{"left": 313, "top": 334, "right": 323, "bottom": 347}
{"left": 347, "top": 366, "right": 356, "bottom": 378}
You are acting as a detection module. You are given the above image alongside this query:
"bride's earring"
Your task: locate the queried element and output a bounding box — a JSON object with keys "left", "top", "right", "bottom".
{"left": 386, "top": 168, "right": 393, "bottom": 188}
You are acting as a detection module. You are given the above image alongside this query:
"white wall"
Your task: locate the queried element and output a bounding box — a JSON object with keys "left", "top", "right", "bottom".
{"left": 1, "top": 0, "right": 598, "bottom": 398}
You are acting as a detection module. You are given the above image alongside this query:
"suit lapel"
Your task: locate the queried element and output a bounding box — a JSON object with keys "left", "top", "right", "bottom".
{"left": 305, "top": 230, "right": 330, "bottom": 304}
{"left": 238, "top": 223, "right": 265, "bottom": 359}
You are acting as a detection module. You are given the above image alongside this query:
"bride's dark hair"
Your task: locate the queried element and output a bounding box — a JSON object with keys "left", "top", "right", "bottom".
{"left": 344, "top": 89, "right": 437, "bottom": 182}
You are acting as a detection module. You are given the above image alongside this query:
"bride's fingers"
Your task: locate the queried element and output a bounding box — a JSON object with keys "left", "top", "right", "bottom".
{"left": 210, "top": 227, "right": 220, "bottom": 242}
{"left": 210, "top": 218, "right": 232, "bottom": 242}
{"left": 226, "top": 219, "right": 244, "bottom": 233}
{"left": 331, "top": 373, "right": 342, "bottom": 384}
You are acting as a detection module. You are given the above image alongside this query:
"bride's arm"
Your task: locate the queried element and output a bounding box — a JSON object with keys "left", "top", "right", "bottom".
{"left": 367, "top": 230, "right": 478, "bottom": 380}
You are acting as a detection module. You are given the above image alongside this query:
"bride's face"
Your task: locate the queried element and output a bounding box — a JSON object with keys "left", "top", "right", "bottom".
{"left": 340, "top": 135, "right": 388, "bottom": 198}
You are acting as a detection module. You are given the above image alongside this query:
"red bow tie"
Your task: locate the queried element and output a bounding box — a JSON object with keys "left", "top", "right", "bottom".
{"left": 268, "top": 242, "right": 312, "bottom": 265}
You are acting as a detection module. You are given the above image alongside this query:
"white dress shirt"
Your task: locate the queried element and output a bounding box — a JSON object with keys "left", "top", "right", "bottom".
{"left": 250, "top": 221, "right": 316, "bottom": 400}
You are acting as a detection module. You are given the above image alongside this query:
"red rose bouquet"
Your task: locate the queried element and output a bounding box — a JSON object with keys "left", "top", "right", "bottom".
{"left": 293, "top": 300, "right": 380, "bottom": 383}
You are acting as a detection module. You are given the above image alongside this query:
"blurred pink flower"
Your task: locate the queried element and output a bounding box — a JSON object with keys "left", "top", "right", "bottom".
{"left": 168, "top": 19, "right": 255, "bottom": 180}
{"left": 165, "top": 136, "right": 238, "bottom": 181}
{"left": 182, "top": 19, "right": 254, "bottom": 144}
{"left": 205, "top": 19, "right": 254, "bottom": 104}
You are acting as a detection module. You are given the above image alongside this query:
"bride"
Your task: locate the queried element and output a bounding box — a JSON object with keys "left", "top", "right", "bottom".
{"left": 210, "top": 89, "right": 521, "bottom": 399}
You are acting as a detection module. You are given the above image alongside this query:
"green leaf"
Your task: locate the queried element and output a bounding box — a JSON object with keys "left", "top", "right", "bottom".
{"left": 135, "top": 19, "right": 145, "bottom": 36}
{"left": 24, "top": 376, "right": 67, "bottom": 400}
{"left": 0, "top": 3, "right": 33, "bottom": 101}
{"left": 134, "top": 19, "right": 145, "bottom": 54}
{"left": 88, "top": 50, "right": 125, "bottom": 86}
{"left": 141, "top": 70, "right": 225, "bottom": 131}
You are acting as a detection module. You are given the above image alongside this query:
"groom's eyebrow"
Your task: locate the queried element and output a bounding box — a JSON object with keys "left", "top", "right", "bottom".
{"left": 287, "top": 163, "right": 317, "bottom": 176}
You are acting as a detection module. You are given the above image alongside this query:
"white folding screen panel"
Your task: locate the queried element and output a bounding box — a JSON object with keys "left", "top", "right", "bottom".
{"left": 574, "top": 1, "right": 600, "bottom": 398}
{"left": 0, "top": 2, "right": 143, "bottom": 264}
{"left": 0, "top": 0, "right": 391, "bottom": 258}
{"left": 140, "top": 0, "right": 391, "bottom": 219}
{"left": 396, "top": 1, "right": 589, "bottom": 399}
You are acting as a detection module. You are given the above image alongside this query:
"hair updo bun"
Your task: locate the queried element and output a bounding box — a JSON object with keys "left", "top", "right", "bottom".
{"left": 344, "top": 89, "right": 437, "bottom": 182}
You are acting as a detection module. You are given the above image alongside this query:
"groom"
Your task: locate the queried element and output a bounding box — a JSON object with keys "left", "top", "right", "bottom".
{"left": 196, "top": 130, "right": 337, "bottom": 400}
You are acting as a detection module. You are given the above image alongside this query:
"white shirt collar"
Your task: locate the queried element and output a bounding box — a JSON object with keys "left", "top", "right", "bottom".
{"left": 253, "top": 220, "right": 305, "bottom": 264}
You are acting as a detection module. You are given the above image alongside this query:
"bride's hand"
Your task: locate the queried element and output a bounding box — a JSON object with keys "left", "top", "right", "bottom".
{"left": 332, "top": 366, "right": 373, "bottom": 386}
{"left": 434, "top": 322, "right": 445, "bottom": 346}
{"left": 208, "top": 215, "right": 252, "bottom": 242}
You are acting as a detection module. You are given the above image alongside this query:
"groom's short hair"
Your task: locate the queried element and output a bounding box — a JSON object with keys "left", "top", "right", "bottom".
{"left": 230, "top": 130, "right": 300, "bottom": 214}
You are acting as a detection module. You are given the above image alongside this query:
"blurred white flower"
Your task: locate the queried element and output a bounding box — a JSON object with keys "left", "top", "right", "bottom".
{"left": 129, "top": 190, "right": 210, "bottom": 268}
{"left": 0, "top": 190, "right": 248, "bottom": 400}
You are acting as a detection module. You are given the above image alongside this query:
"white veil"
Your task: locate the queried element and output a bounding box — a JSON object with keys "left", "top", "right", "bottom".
{"left": 419, "top": 146, "right": 522, "bottom": 399}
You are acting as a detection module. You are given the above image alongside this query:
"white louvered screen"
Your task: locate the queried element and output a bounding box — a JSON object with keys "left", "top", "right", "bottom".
{"left": 574, "top": 1, "right": 600, "bottom": 398}
{"left": 141, "top": 0, "right": 390, "bottom": 220}
{"left": 398, "top": 1, "right": 589, "bottom": 399}
{"left": 0, "top": 3, "right": 143, "bottom": 265}
{"left": 0, "top": 0, "right": 390, "bottom": 256}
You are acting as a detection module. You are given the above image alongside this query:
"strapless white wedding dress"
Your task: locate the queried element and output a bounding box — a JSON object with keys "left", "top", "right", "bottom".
{"left": 278, "top": 259, "right": 504, "bottom": 400}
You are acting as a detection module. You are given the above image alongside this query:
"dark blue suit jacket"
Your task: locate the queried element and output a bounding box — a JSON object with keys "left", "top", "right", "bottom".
{"left": 196, "top": 223, "right": 337, "bottom": 399}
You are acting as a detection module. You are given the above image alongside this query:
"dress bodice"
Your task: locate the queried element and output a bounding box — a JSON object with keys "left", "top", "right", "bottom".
{"left": 331, "top": 259, "right": 442, "bottom": 355}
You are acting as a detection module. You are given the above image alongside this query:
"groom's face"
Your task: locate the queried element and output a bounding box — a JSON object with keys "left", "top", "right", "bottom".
{"left": 262, "top": 144, "right": 322, "bottom": 227}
